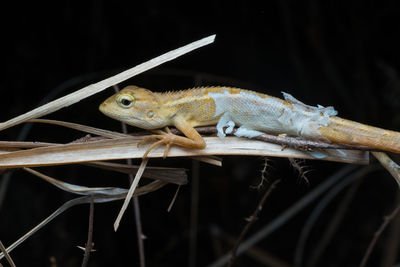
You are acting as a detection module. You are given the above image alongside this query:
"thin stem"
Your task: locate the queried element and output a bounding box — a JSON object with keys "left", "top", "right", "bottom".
{"left": 81, "top": 195, "right": 94, "bottom": 267}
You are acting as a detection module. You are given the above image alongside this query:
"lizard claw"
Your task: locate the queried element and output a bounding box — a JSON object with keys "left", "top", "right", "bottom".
{"left": 139, "top": 127, "right": 176, "bottom": 159}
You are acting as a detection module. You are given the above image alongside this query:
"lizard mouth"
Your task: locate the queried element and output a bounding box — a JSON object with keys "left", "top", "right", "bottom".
{"left": 98, "top": 102, "right": 106, "bottom": 112}
{"left": 98, "top": 102, "right": 110, "bottom": 114}
{"left": 99, "top": 102, "right": 134, "bottom": 123}
{"left": 99, "top": 103, "right": 118, "bottom": 118}
{"left": 98, "top": 103, "right": 113, "bottom": 117}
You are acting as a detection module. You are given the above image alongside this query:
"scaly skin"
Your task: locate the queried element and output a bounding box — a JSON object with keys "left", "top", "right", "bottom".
{"left": 99, "top": 85, "right": 400, "bottom": 157}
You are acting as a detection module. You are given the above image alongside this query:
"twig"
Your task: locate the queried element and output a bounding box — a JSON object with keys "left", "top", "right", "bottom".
{"left": 289, "top": 158, "right": 311, "bottom": 185}
{"left": 250, "top": 157, "right": 272, "bottom": 190}
{"left": 228, "top": 179, "right": 281, "bottom": 267}
{"left": 359, "top": 203, "right": 400, "bottom": 267}
{"left": 81, "top": 195, "right": 94, "bottom": 267}
{"left": 0, "top": 240, "right": 15, "bottom": 267}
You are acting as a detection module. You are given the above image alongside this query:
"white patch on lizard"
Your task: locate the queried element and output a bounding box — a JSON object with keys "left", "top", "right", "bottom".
{"left": 209, "top": 88, "right": 231, "bottom": 116}
{"left": 208, "top": 89, "right": 338, "bottom": 140}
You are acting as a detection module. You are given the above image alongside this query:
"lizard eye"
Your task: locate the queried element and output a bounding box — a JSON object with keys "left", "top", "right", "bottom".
{"left": 116, "top": 94, "right": 134, "bottom": 108}
{"left": 147, "top": 111, "right": 154, "bottom": 118}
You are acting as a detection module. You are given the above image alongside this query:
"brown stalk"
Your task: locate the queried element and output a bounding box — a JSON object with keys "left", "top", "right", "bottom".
{"left": 81, "top": 196, "right": 95, "bottom": 267}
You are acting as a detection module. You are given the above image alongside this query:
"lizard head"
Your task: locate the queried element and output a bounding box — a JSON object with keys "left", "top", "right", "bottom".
{"left": 99, "top": 85, "right": 170, "bottom": 129}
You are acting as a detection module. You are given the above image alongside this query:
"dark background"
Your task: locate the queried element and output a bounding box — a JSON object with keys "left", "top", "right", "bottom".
{"left": 1, "top": 1, "right": 400, "bottom": 266}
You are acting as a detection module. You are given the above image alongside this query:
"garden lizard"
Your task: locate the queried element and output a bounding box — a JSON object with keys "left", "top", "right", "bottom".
{"left": 99, "top": 85, "right": 400, "bottom": 158}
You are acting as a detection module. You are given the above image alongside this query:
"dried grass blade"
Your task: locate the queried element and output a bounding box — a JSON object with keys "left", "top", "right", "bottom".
{"left": 28, "top": 119, "right": 128, "bottom": 138}
{"left": 114, "top": 158, "right": 148, "bottom": 231}
{"left": 0, "top": 141, "right": 58, "bottom": 148}
{"left": 85, "top": 161, "right": 188, "bottom": 185}
{"left": 0, "top": 136, "right": 142, "bottom": 168}
{"left": 23, "top": 167, "right": 128, "bottom": 195}
{"left": 0, "top": 35, "right": 216, "bottom": 131}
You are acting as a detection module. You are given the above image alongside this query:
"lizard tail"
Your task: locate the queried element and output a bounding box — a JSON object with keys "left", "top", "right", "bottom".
{"left": 318, "top": 116, "right": 400, "bottom": 153}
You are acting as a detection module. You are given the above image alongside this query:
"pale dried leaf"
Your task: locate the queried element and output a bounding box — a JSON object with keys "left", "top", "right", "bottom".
{"left": 23, "top": 167, "right": 128, "bottom": 195}
{"left": 85, "top": 161, "right": 188, "bottom": 185}
{"left": 114, "top": 158, "right": 148, "bottom": 231}
{"left": 28, "top": 119, "right": 128, "bottom": 138}
{"left": 0, "top": 141, "right": 58, "bottom": 148}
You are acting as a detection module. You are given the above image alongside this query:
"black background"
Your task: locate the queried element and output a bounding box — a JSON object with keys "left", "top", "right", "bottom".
{"left": 1, "top": 1, "right": 400, "bottom": 266}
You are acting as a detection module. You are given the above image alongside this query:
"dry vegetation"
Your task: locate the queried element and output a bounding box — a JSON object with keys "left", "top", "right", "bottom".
{"left": 1, "top": 35, "right": 400, "bottom": 267}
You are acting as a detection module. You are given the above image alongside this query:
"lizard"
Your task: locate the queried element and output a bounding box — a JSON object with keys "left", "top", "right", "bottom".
{"left": 99, "top": 85, "right": 400, "bottom": 158}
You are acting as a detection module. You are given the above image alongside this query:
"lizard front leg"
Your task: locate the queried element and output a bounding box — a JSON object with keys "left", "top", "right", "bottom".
{"left": 140, "top": 116, "right": 206, "bottom": 158}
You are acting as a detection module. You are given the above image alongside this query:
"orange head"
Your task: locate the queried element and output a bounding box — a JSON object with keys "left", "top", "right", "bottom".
{"left": 99, "top": 86, "right": 171, "bottom": 129}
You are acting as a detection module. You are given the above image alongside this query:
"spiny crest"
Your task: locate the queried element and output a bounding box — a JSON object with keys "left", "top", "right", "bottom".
{"left": 159, "top": 86, "right": 244, "bottom": 97}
